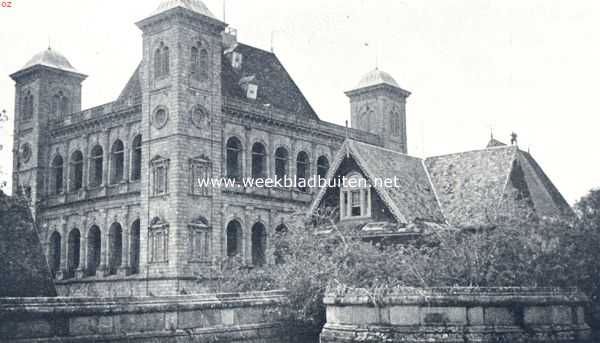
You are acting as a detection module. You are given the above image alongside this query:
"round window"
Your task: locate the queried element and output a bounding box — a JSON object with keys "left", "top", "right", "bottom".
{"left": 191, "top": 105, "right": 209, "bottom": 128}
{"left": 153, "top": 107, "right": 168, "bottom": 129}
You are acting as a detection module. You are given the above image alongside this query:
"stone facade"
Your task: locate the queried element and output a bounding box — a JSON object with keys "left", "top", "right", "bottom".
{"left": 321, "top": 287, "right": 592, "bottom": 343}
{"left": 9, "top": 1, "right": 395, "bottom": 297}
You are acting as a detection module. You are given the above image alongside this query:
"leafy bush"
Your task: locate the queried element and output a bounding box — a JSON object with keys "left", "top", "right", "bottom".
{"left": 213, "top": 192, "right": 600, "bottom": 330}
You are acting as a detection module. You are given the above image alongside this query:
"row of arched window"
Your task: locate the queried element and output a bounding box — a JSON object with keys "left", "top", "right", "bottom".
{"left": 49, "top": 135, "right": 142, "bottom": 195}
{"left": 226, "top": 137, "right": 330, "bottom": 191}
{"left": 47, "top": 220, "right": 141, "bottom": 278}
{"left": 225, "top": 220, "right": 287, "bottom": 267}
{"left": 154, "top": 42, "right": 209, "bottom": 81}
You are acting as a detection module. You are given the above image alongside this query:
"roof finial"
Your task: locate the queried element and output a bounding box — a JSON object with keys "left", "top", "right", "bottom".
{"left": 222, "top": 0, "right": 226, "bottom": 22}
{"left": 510, "top": 132, "right": 518, "bottom": 145}
{"left": 48, "top": 37, "right": 52, "bottom": 51}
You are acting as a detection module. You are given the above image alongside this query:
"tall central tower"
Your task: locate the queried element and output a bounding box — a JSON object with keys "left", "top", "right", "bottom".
{"left": 136, "top": 0, "right": 227, "bottom": 285}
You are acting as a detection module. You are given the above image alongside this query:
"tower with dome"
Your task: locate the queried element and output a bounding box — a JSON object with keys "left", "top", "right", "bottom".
{"left": 8, "top": 0, "right": 571, "bottom": 296}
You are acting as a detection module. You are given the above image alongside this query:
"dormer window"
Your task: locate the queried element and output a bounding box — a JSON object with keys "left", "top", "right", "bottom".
{"left": 340, "top": 173, "right": 371, "bottom": 220}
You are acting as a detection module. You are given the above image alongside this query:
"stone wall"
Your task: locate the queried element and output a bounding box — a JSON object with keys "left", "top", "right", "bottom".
{"left": 321, "top": 287, "right": 592, "bottom": 343}
{"left": 0, "top": 290, "right": 296, "bottom": 342}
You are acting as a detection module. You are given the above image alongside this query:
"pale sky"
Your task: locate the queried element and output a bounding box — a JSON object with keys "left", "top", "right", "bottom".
{"left": 0, "top": 0, "right": 598, "bottom": 204}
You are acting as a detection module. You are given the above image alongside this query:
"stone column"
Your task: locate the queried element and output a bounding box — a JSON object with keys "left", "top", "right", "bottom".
{"left": 99, "top": 209, "right": 109, "bottom": 276}
{"left": 119, "top": 206, "right": 131, "bottom": 276}
{"left": 56, "top": 219, "right": 68, "bottom": 280}
{"left": 75, "top": 217, "right": 87, "bottom": 279}
{"left": 102, "top": 130, "right": 110, "bottom": 187}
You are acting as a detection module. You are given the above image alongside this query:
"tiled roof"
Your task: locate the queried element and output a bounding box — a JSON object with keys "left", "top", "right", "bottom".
{"left": 355, "top": 68, "right": 400, "bottom": 89}
{"left": 518, "top": 151, "right": 573, "bottom": 217}
{"left": 116, "top": 62, "right": 141, "bottom": 104}
{"left": 349, "top": 141, "right": 445, "bottom": 223}
{"left": 153, "top": 0, "right": 215, "bottom": 18}
{"left": 20, "top": 48, "right": 80, "bottom": 74}
{"left": 310, "top": 140, "right": 445, "bottom": 224}
{"left": 221, "top": 43, "right": 318, "bottom": 119}
{"left": 114, "top": 44, "right": 318, "bottom": 119}
{"left": 425, "top": 146, "right": 519, "bottom": 227}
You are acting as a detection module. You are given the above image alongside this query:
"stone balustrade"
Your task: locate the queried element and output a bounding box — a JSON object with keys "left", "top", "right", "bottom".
{"left": 0, "top": 290, "right": 293, "bottom": 342}
{"left": 321, "top": 287, "right": 592, "bottom": 343}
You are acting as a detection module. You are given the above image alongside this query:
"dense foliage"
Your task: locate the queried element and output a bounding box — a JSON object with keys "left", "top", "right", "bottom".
{"left": 212, "top": 195, "right": 600, "bottom": 328}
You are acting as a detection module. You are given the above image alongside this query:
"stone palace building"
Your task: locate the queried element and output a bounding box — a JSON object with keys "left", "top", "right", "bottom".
{"left": 9, "top": 0, "right": 571, "bottom": 296}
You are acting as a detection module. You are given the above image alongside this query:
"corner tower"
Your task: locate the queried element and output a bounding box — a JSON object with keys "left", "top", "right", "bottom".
{"left": 136, "top": 0, "right": 227, "bottom": 283}
{"left": 345, "top": 69, "right": 410, "bottom": 153}
{"left": 10, "top": 48, "right": 86, "bottom": 217}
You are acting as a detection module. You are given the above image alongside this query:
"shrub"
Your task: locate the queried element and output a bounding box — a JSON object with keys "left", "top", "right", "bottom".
{"left": 213, "top": 194, "right": 600, "bottom": 330}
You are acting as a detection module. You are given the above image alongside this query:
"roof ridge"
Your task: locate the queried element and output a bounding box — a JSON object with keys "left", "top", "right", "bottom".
{"left": 421, "top": 158, "right": 448, "bottom": 225}
{"left": 426, "top": 144, "right": 517, "bottom": 160}
{"left": 350, "top": 140, "right": 421, "bottom": 160}
{"left": 496, "top": 146, "right": 519, "bottom": 214}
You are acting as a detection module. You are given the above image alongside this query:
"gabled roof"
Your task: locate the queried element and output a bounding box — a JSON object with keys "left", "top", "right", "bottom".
{"left": 311, "top": 140, "right": 572, "bottom": 228}
{"left": 221, "top": 43, "right": 318, "bottom": 119}
{"left": 425, "top": 146, "right": 519, "bottom": 227}
{"left": 310, "top": 140, "right": 445, "bottom": 224}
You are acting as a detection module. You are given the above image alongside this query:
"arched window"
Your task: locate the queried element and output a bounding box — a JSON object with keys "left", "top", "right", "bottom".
{"left": 296, "top": 151, "right": 309, "bottom": 192}
{"left": 69, "top": 151, "right": 83, "bottom": 192}
{"left": 110, "top": 140, "right": 124, "bottom": 184}
{"left": 340, "top": 173, "right": 371, "bottom": 220}
{"left": 131, "top": 135, "right": 142, "bottom": 181}
{"left": 317, "top": 156, "right": 330, "bottom": 180}
{"left": 108, "top": 223, "right": 123, "bottom": 275}
{"left": 130, "top": 219, "right": 140, "bottom": 274}
{"left": 199, "top": 49, "right": 208, "bottom": 79}
{"left": 251, "top": 142, "right": 267, "bottom": 179}
{"left": 191, "top": 47, "right": 198, "bottom": 79}
{"left": 226, "top": 220, "right": 242, "bottom": 257}
{"left": 275, "top": 147, "right": 289, "bottom": 182}
{"left": 22, "top": 91, "right": 34, "bottom": 120}
{"left": 52, "top": 91, "right": 69, "bottom": 115}
{"left": 251, "top": 223, "right": 266, "bottom": 267}
{"left": 49, "top": 232, "right": 61, "bottom": 278}
{"left": 87, "top": 225, "right": 101, "bottom": 276}
{"left": 51, "top": 154, "right": 64, "bottom": 195}
{"left": 155, "top": 43, "right": 170, "bottom": 79}
{"left": 226, "top": 137, "right": 242, "bottom": 181}
{"left": 67, "top": 229, "right": 80, "bottom": 277}
{"left": 163, "top": 46, "right": 170, "bottom": 76}
{"left": 154, "top": 47, "right": 162, "bottom": 79}
{"left": 89, "top": 145, "right": 103, "bottom": 188}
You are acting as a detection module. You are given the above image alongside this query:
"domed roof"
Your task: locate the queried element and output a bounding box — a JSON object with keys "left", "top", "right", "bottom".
{"left": 153, "top": 0, "right": 215, "bottom": 18}
{"left": 21, "top": 47, "right": 78, "bottom": 73}
{"left": 355, "top": 68, "right": 400, "bottom": 89}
